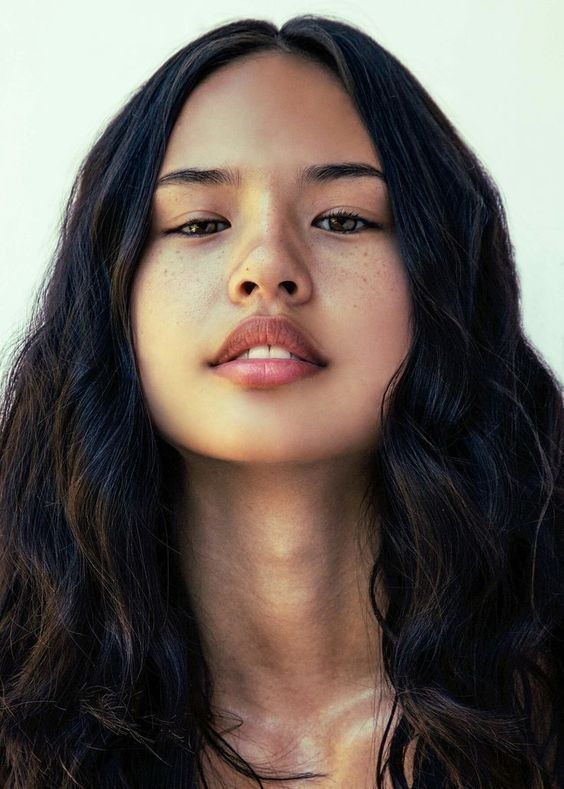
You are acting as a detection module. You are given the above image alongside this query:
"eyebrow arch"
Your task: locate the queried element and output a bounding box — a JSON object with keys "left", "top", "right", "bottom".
{"left": 156, "top": 161, "right": 386, "bottom": 189}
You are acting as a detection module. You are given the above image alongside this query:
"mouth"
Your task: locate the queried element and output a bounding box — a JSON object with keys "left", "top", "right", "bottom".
{"left": 210, "top": 314, "right": 328, "bottom": 368}
{"left": 210, "top": 347, "right": 321, "bottom": 366}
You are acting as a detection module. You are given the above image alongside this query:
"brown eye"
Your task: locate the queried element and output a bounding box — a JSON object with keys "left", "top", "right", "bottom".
{"left": 315, "top": 210, "right": 383, "bottom": 234}
{"left": 174, "top": 218, "right": 229, "bottom": 236}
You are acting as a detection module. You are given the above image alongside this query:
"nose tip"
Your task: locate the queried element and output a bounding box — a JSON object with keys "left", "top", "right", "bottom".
{"left": 227, "top": 218, "right": 314, "bottom": 305}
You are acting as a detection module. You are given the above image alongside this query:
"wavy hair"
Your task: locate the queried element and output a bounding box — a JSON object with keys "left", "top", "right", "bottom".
{"left": 1, "top": 14, "right": 562, "bottom": 788}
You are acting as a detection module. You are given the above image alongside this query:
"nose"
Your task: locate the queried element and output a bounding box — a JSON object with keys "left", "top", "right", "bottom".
{"left": 227, "top": 216, "right": 314, "bottom": 307}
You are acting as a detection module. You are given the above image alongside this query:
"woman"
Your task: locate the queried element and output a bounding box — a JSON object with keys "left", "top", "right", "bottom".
{"left": 0, "top": 14, "right": 562, "bottom": 789}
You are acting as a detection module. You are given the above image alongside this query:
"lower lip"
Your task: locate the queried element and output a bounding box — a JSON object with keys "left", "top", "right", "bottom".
{"left": 210, "top": 358, "right": 325, "bottom": 388}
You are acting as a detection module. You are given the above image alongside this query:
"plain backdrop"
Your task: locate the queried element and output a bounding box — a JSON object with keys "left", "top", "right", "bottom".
{"left": 1, "top": 0, "right": 563, "bottom": 383}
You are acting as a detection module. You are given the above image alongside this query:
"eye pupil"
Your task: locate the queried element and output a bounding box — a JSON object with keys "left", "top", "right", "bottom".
{"left": 329, "top": 216, "right": 356, "bottom": 232}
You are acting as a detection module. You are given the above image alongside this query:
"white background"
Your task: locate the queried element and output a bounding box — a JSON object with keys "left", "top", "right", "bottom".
{"left": 1, "top": 0, "right": 562, "bottom": 382}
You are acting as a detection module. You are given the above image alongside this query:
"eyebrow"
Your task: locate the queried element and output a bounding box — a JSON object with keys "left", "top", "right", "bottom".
{"left": 156, "top": 161, "right": 386, "bottom": 189}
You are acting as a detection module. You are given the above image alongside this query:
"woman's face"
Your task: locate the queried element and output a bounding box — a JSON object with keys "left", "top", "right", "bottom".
{"left": 131, "top": 52, "right": 412, "bottom": 464}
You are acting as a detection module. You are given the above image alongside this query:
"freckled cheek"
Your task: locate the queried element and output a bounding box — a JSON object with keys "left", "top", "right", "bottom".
{"left": 131, "top": 250, "right": 212, "bottom": 368}
{"left": 342, "top": 256, "right": 412, "bottom": 379}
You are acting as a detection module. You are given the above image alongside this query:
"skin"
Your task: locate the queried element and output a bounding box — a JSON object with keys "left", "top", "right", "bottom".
{"left": 131, "top": 52, "right": 413, "bottom": 786}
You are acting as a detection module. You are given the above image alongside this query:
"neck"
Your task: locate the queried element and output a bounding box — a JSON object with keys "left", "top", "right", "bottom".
{"left": 173, "top": 452, "right": 388, "bottom": 729}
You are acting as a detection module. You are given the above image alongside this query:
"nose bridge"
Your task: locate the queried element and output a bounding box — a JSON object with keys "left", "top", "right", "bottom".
{"left": 242, "top": 175, "right": 293, "bottom": 239}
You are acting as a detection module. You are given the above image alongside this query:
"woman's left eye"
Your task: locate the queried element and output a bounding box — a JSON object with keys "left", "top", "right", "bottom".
{"left": 168, "top": 210, "right": 382, "bottom": 238}
{"left": 315, "top": 210, "right": 382, "bottom": 234}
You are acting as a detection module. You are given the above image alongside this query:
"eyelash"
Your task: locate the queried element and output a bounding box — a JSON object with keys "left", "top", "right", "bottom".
{"left": 167, "top": 209, "right": 383, "bottom": 238}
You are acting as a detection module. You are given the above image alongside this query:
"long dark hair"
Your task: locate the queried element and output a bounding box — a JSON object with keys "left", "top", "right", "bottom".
{"left": 1, "top": 14, "right": 562, "bottom": 788}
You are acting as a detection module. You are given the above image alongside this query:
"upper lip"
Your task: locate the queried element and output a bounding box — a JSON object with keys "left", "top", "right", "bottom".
{"left": 210, "top": 315, "right": 328, "bottom": 367}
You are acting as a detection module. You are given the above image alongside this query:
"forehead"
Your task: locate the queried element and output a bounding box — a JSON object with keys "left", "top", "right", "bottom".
{"left": 159, "top": 52, "right": 381, "bottom": 183}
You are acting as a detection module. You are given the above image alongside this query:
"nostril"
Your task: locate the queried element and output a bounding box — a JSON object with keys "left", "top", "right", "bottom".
{"left": 240, "top": 281, "right": 296, "bottom": 296}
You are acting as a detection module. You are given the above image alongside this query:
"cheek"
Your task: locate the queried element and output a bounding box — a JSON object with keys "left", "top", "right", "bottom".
{"left": 130, "top": 250, "right": 211, "bottom": 409}
{"left": 131, "top": 248, "right": 210, "bottom": 353}
{"left": 340, "top": 249, "right": 412, "bottom": 382}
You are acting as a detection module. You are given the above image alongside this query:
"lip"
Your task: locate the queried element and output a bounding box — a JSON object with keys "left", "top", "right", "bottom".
{"left": 211, "top": 357, "right": 324, "bottom": 388}
{"left": 209, "top": 315, "right": 329, "bottom": 368}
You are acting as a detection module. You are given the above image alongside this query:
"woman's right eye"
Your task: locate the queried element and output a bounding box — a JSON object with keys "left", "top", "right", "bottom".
{"left": 172, "top": 218, "right": 230, "bottom": 236}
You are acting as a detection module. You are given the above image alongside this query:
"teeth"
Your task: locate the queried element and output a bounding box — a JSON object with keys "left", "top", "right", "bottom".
{"left": 247, "top": 345, "right": 270, "bottom": 359}
{"left": 248, "top": 345, "right": 290, "bottom": 360}
{"left": 234, "top": 345, "right": 301, "bottom": 361}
